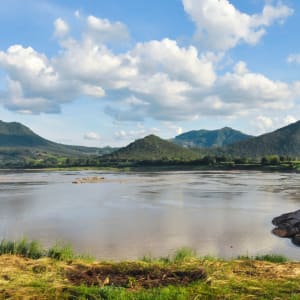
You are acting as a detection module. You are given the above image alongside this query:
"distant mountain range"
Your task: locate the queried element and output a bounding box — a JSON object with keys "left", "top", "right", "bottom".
{"left": 105, "top": 120, "right": 300, "bottom": 161}
{"left": 172, "top": 127, "right": 253, "bottom": 148}
{"left": 1, "top": 119, "right": 300, "bottom": 167}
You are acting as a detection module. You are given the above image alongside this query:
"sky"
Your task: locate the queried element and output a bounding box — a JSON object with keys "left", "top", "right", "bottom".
{"left": 0, "top": 0, "right": 300, "bottom": 147}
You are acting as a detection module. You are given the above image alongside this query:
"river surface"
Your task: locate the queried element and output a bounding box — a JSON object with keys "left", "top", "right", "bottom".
{"left": 0, "top": 170, "right": 300, "bottom": 260}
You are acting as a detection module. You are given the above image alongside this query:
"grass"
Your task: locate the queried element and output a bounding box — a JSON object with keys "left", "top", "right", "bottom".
{"left": 0, "top": 238, "right": 93, "bottom": 262}
{"left": 0, "top": 241, "right": 299, "bottom": 299}
{"left": 0, "top": 238, "right": 44, "bottom": 259}
{"left": 237, "top": 253, "right": 289, "bottom": 263}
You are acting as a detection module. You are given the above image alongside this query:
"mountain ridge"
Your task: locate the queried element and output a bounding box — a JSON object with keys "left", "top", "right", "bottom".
{"left": 0, "top": 120, "right": 115, "bottom": 157}
{"left": 224, "top": 120, "right": 300, "bottom": 157}
{"left": 103, "top": 134, "right": 200, "bottom": 161}
{"left": 172, "top": 127, "right": 253, "bottom": 148}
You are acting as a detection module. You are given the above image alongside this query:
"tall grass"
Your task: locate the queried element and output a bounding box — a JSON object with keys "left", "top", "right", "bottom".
{"left": 237, "top": 254, "right": 288, "bottom": 263}
{"left": 254, "top": 254, "right": 288, "bottom": 263}
{"left": 172, "top": 247, "right": 197, "bottom": 263}
{"left": 0, "top": 238, "right": 44, "bottom": 259}
{"left": 47, "top": 242, "right": 75, "bottom": 261}
{"left": 0, "top": 238, "right": 94, "bottom": 261}
{"left": 141, "top": 247, "right": 197, "bottom": 264}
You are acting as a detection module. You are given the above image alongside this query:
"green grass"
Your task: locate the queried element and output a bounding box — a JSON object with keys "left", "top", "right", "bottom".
{"left": 254, "top": 254, "right": 289, "bottom": 263}
{"left": 237, "top": 253, "right": 289, "bottom": 263}
{"left": 64, "top": 285, "right": 192, "bottom": 300}
{"left": 172, "top": 248, "right": 197, "bottom": 263}
{"left": 0, "top": 241, "right": 299, "bottom": 300}
{"left": 0, "top": 238, "right": 44, "bottom": 259}
{"left": 0, "top": 239, "right": 94, "bottom": 262}
{"left": 140, "top": 247, "right": 197, "bottom": 264}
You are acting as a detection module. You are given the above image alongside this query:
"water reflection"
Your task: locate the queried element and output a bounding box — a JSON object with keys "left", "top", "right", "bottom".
{"left": 0, "top": 170, "right": 299, "bottom": 260}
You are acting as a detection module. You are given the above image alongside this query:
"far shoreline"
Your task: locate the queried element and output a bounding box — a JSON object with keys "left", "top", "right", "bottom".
{"left": 0, "top": 163, "right": 299, "bottom": 173}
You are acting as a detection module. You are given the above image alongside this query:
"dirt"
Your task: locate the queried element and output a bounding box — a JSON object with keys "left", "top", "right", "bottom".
{"left": 232, "top": 261, "right": 300, "bottom": 279}
{"left": 66, "top": 263, "right": 206, "bottom": 288}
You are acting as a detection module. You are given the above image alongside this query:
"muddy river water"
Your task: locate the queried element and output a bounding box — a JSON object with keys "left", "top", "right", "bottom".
{"left": 0, "top": 170, "right": 300, "bottom": 260}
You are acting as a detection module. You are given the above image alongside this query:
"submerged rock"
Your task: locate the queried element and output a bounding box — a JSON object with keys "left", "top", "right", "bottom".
{"left": 272, "top": 210, "right": 300, "bottom": 246}
{"left": 72, "top": 176, "right": 105, "bottom": 184}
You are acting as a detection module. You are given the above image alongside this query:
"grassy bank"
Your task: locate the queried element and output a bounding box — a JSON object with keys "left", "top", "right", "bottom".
{"left": 0, "top": 240, "right": 299, "bottom": 299}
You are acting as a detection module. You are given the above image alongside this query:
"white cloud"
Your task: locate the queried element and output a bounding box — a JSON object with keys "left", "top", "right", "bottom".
{"left": 182, "top": 0, "right": 293, "bottom": 51}
{"left": 217, "top": 61, "right": 296, "bottom": 110}
{"left": 0, "top": 45, "right": 77, "bottom": 113}
{"left": 256, "top": 115, "right": 273, "bottom": 131}
{"left": 287, "top": 54, "right": 300, "bottom": 65}
{"left": 130, "top": 39, "right": 217, "bottom": 86}
{"left": 253, "top": 115, "right": 298, "bottom": 134}
{"left": 54, "top": 18, "right": 69, "bottom": 37}
{"left": 0, "top": 13, "right": 299, "bottom": 124}
{"left": 114, "top": 128, "right": 160, "bottom": 141}
{"left": 283, "top": 115, "right": 297, "bottom": 125}
{"left": 84, "top": 132, "right": 101, "bottom": 140}
{"left": 86, "top": 15, "right": 129, "bottom": 43}
{"left": 163, "top": 122, "right": 184, "bottom": 135}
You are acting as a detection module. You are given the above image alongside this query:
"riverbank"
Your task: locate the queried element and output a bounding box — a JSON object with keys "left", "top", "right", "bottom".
{"left": 1, "top": 162, "right": 300, "bottom": 173}
{"left": 0, "top": 241, "right": 299, "bottom": 299}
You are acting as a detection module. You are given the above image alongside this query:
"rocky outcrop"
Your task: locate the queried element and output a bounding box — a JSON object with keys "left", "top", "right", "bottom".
{"left": 272, "top": 210, "right": 300, "bottom": 246}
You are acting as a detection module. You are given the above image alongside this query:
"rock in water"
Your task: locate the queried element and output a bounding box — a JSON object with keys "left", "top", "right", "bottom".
{"left": 272, "top": 210, "right": 300, "bottom": 246}
{"left": 272, "top": 209, "right": 300, "bottom": 226}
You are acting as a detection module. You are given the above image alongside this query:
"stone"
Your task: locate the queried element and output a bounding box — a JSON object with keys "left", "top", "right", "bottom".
{"left": 272, "top": 210, "right": 300, "bottom": 246}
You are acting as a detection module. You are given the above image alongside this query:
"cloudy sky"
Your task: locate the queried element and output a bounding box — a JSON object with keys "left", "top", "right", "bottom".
{"left": 0, "top": 0, "right": 299, "bottom": 146}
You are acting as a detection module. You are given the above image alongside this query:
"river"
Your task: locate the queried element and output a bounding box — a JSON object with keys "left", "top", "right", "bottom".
{"left": 0, "top": 170, "right": 299, "bottom": 260}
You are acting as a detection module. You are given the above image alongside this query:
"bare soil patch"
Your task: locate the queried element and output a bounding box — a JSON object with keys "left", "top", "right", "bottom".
{"left": 66, "top": 262, "right": 206, "bottom": 288}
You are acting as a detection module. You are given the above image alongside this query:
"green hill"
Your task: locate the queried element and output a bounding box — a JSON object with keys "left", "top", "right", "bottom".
{"left": 173, "top": 127, "right": 253, "bottom": 148}
{"left": 224, "top": 120, "right": 300, "bottom": 157}
{"left": 0, "top": 120, "right": 116, "bottom": 166}
{"left": 103, "top": 135, "right": 200, "bottom": 161}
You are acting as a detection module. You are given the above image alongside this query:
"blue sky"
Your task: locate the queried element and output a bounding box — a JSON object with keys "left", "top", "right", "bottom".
{"left": 0, "top": 0, "right": 300, "bottom": 146}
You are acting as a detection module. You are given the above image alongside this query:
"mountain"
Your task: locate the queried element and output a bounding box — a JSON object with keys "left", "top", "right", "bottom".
{"left": 172, "top": 127, "right": 253, "bottom": 148}
{"left": 0, "top": 120, "right": 115, "bottom": 158}
{"left": 103, "top": 135, "right": 200, "bottom": 161}
{"left": 224, "top": 120, "right": 300, "bottom": 157}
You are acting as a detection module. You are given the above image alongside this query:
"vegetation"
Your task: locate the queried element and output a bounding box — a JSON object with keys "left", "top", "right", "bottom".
{"left": 0, "top": 238, "right": 92, "bottom": 261}
{"left": 102, "top": 135, "right": 201, "bottom": 162}
{"left": 2, "top": 120, "right": 300, "bottom": 171}
{"left": 0, "top": 120, "right": 117, "bottom": 168}
{"left": 172, "top": 127, "right": 253, "bottom": 148}
{"left": 0, "top": 240, "right": 299, "bottom": 299}
{"left": 224, "top": 120, "right": 300, "bottom": 157}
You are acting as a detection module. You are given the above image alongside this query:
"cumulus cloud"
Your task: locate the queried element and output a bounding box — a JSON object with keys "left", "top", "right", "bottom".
{"left": 54, "top": 18, "right": 69, "bottom": 37}
{"left": 217, "top": 61, "right": 297, "bottom": 110}
{"left": 253, "top": 115, "right": 298, "bottom": 134}
{"left": 86, "top": 15, "right": 129, "bottom": 43}
{"left": 0, "top": 12, "right": 299, "bottom": 123}
{"left": 287, "top": 54, "right": 300, "bottom": 65}
{"left": 130, "top": 39, "right": 217, "bottom": 86}
{"left": 84, "top": 132, "right": 101, "bottom": 140}
{"left": 283, "top": 115, "right": 297, "bottom": 125}
{"left": 182, "top": 0, "right": 293, "bottom": 51}
{"left": 114, "top": 128, "right": 160, "bottom": 141}
{"left": 256, "top": 115, "right": 274, "bottom": 132}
